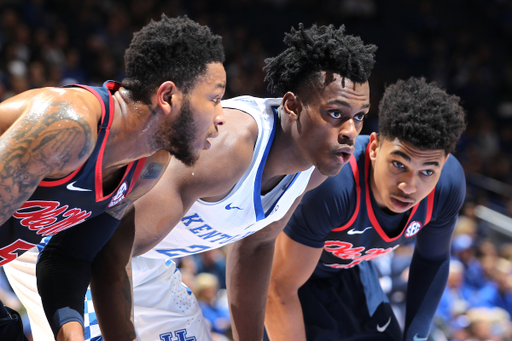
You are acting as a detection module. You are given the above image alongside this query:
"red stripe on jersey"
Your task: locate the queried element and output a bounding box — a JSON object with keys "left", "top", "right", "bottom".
{"left": 94, "top": 88, "right": 115, "bottom": 201}
{"left": 39, "top": 165, "right": 83, "bottom": 187}
{"left": 364, "top": 144, "right": 421, "bottom": 243}
{"left": 127, "top": 157, "right": 147, "bottom": 195}
{"left": 425, "top": 189, "right": 435, "bottom": 225}
{"left": 332, "top": 155, "right": 360, "bottom": 232}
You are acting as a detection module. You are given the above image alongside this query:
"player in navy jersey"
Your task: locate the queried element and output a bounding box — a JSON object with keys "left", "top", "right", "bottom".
{"left": 0, "top": 15, "right": 226, "bottom": 341}
{"left": 264, "top": 77, "right": 467, "bottom": 341}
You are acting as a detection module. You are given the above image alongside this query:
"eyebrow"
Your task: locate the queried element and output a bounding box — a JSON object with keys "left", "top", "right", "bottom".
{"left": 326, "top": 99, "right": 370, "bottom": 109}
{"left": 390, "top": 150, "right": 440, "bottom": 167}
{"left": 215, "top": 83, "right": 226, "bottom": 90}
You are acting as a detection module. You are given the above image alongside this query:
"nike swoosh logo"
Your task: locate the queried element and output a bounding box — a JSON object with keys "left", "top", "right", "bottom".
{"left": 347, "top": 226, "right": 372, "bottom": 235}
{"left": 225, "top": 203, "right": 242, "bottom": 211}
{"left": 66, "top": 181, "right": 92, "bottom": 192}
{"left": 376, "top": 317, "right": 391, "bottom": 332}
{"left": 413, "top": 334, "right": 427, "bottom": 341}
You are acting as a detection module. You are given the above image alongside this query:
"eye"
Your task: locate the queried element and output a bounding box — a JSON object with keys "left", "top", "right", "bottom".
{"left": 392, "top": 161, "right": 405, "bottom": 169}
{"left": 353, "top": 113, "right": 367, "bottom": 122}
{"left": 212, "top": 97, "right": 222, "bottom": 104}
{"left": 421, "top": 170, "right": 434, "bottom": 176}
{"left": 329, "top": 111, "right": 342, "bottom": 119}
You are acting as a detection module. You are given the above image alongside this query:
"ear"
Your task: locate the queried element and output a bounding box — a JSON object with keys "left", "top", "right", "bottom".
{"left": 369, "top": 132, "right": 380, "bottom": 161}
{"left": 155, "top": 81, "right": 180, "bottom": 115}
{"left": 281, "top": 92, "right": 302, "bottom": 121}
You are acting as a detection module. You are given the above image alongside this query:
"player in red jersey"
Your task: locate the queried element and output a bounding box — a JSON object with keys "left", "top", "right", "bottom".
{"left": 0, "top": 15, "right": 226, "bottom": 341}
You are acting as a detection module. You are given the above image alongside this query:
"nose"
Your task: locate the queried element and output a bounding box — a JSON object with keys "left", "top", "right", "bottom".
{"left": 397, "top": 173, "right": 417, "bottom": 195}
{"left": 214, "top": 106, "right": 226, "bottom": 127}
{"left": 339, "top": 118, "right": 358, "bottom": 141}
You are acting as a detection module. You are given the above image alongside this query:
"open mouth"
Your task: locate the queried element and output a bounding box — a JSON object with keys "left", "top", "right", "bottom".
{"left": 390, "top": 196, "right": 414, "bottom": 210}
{"left": 335, "top": 151, "right": 351, "bottom": 164}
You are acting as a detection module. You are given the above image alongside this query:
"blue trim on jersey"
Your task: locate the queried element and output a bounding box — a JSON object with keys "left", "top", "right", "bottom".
{"left": 264, "top": 172, "right": 300, "bottom": 217}
{"left": 253, "top": 107, "right": 278, "bottom": 220}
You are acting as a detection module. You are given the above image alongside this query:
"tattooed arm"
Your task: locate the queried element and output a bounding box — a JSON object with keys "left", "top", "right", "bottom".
{"left": 0, "top": 88, "right": 99, "bottom": 226}
{"left": 227, "top": 170, "right": 327, "bottom": 341}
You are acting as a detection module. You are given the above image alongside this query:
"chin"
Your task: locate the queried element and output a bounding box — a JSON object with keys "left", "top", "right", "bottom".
{"left": 317, "top": 164, "right": 344, "bottom": 177}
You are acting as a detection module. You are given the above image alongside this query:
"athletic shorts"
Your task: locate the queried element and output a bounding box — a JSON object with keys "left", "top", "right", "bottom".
{"left": 4, "top": 248, "right": 54, "bottom": 341}
{"left": 5, "top": 251, "right": 213, "bottom": 340}
{"left": 265, "top": 261, "right": 402, "bottom": 341}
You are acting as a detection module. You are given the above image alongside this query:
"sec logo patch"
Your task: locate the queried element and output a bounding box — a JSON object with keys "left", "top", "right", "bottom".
{"left": 405, "top": 221, "right": 422, "bottom": 237}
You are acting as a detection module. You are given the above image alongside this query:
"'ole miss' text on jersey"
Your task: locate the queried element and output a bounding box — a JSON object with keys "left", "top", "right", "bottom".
{"left": 0, "top": 81, "right": 145, "bottom": 266}
{"left": 284, "top": 135, "right": 466, "bottom": 340}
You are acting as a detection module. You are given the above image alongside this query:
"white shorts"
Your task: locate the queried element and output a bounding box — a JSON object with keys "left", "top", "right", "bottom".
{"left": 3, "top": 248, "right": 55, "bottom": 341}
{"left": 5, "top": 251, "right": 213, "bottom": 341}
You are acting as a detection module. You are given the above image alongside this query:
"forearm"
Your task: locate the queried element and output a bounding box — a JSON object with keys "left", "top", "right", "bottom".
{"left": 265, "top": 287, "right": 307, "bottom": 341}
{"left": 90, "top": 208, "right": 138, "bottom": 341}
{"left": 37, "top": 212, "right": 122, "bottom": 339}
{"left": 90, "top": 252, "right": 136, "bottom": 341}
{"left": 37, "top": 247, "right": 91, "bottom": 340}
{"left": 403, "top": 251, "right": 450, "bottom": 341}
{"left": 227, "top": 240, "right": 275, "bottom": 341}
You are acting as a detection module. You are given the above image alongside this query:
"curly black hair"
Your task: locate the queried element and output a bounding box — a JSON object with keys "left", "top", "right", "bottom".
{"left": 263, "top": 23, "right": 377, "bottom": 96}
{"left": 378, "top": 77, "right": 466, "bottom": 154}
{"left": 122, "top": 15, "right": 224, "bottom": 103}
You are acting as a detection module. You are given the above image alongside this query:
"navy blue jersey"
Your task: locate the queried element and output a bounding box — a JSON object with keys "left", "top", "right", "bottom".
{"left": 0, "top": 81, "right": 146, "bottom": 265}
{"left": 284, "top": 135, "right": 466, "bottom": 339}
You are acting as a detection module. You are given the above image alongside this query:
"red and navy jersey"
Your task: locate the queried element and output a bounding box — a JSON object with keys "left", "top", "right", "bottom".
{"left": 0, "top": 81, "right": 146, "bottom": 265}
{"left": 284, "top": 135, "right": 466, "bottom": 277}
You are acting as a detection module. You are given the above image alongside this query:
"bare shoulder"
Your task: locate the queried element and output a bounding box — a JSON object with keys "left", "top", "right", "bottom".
{"left": 0, "top": 87, "right": 103, "bottom": 178}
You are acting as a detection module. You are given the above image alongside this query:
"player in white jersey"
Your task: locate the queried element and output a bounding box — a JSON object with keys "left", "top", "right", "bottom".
{"left": 5, "top": 23, "right": 377, "bottom": 341}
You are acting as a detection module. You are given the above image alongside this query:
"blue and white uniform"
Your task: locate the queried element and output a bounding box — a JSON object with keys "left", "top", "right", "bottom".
{"left": 6, "top": 96, "right": 315, "bottom": 341}
{"left": 281, "top": 135, "right": 466, "bottom": 341}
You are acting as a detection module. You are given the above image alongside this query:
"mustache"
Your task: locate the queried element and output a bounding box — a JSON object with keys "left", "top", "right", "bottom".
{"left": 390, "top": 192, "right": 414, "bottom": 201}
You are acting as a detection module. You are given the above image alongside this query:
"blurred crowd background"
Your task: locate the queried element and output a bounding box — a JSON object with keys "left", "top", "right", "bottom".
{"left": 0, "top": 0, "right": 511, "bottom": 340}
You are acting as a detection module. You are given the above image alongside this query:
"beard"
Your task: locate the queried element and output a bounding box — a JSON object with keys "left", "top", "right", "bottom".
{"left": 154, "top": 97, "right": 199, "bottom": 166}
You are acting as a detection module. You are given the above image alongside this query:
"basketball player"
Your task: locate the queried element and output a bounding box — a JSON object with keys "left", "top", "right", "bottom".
{"left": 0, "top": 15, "right": 226, "bottom": 341}
{"left": 6, "top": 23, "right": 376, "bottom": 341}
{"left": 264, "top": 77, "right": 467, "bottom": 341}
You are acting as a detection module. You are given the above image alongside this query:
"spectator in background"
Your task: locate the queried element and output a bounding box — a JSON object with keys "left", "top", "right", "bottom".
{"left": 437, "top": 260, "right": 477, "bottom": 329}
{"left": 452, "top": 233, "right": 488, "bottom": 291}
{"left": 195, "top": 273, "right": 231, "bottom": 336}
{"left": 478, "top": 258, "right": 512, "bottom": 318}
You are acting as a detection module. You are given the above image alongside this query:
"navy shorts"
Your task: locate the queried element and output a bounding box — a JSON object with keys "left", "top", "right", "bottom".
{"left": 264, "top": 261, "right": 402, "bottom": 341}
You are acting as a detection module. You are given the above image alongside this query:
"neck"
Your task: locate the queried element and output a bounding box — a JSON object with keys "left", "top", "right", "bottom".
{"left": 260, "top": 106, "right": 313, "bottom": 192}
{"left": 102, "top": 89, "right": 158, "bottom": 170}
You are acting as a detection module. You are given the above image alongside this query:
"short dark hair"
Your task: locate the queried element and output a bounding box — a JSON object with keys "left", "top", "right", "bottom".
{"left": 378, "top": 77, "right": 466, "bottom": 154}
{"left": 263, "top": 23, "right": 376, "bottom": 96}
{"left": 122, "top": 15, "right": 225, "bottom": 103}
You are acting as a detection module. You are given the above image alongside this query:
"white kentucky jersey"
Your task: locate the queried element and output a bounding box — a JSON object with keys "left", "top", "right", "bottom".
{"left": 142, "top": 96, "right": 315, "bottom": 261}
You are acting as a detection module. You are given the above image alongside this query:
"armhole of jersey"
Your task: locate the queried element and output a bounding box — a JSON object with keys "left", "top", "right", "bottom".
{"left": 425, "top": 188, "right": 436, "bottom": 225}
{"left": 332, "top": 155, "right": 360, "bottom": 232}
{"left": 38, "top": 166, "right": 84, "bottom": 187}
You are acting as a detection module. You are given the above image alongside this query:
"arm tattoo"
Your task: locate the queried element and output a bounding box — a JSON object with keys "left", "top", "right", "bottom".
{"left": 0, "top": 101, "right": 93, "bottom": 223}
{"left": 106, "top": 200, "right": 133, "bottom": 220}
{"left": 141, "top": 163, "right": 164, "bottom": 179}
